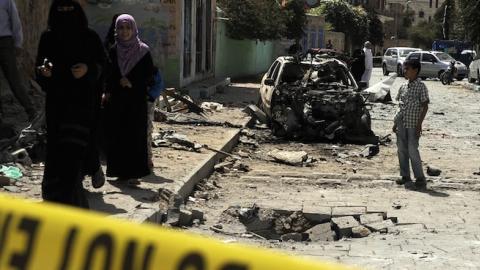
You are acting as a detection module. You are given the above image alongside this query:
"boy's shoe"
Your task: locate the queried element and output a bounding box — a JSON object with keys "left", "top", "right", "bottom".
{"left": 414, "top": 177, "right": 427, "bottom": 191}
{"left": 396, "top": 176, "right": 412, "bottom": 185}
{"left": 404, "top": 181, "right": 416, "bottom": 190}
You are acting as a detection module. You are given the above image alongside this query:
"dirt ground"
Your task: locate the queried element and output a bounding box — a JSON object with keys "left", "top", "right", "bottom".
{"left": 180, "top": 70, "right": 480, "bottom": 269}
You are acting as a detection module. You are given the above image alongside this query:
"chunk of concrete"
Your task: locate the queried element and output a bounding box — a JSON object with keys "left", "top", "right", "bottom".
{"left": 427, "top": 166, "right": 442, "bottom": 176}
{"left": 305, "top": 223, "right": 335, "bottom": 241}
{"left": 352, "top": 226, "right": 371, "bottom": 238}
{"left": 190, "top": 209, "right": 204, "bottom": 221}
{"left": 244, "top": 105, "right": 267, "bottom": 124}
{"left": 281, "top": 232, "right": 304, "bottom": 242}
{"left": 365, "top": 219, "right": 395, "bottom": 233}
{"left": 331, "top": 216, "right": 360, "bottom": 238}
{"left": 359, "top": 213, "right": 385, "bottom": 225}
{"left": 332, "top": 207, "right": 366, "bottom": 218}
{"left": 178, "top": 209, "right": 193, "bottom": 226}
{"left": 0, "top": 176, "right": 11, "bottom": 187}
{"left": 267, "top": 150, "right": 308, "bottom": 166}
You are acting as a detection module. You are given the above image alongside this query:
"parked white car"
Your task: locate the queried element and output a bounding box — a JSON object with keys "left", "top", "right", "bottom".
{"left": 382, "top": 47, "right": 421, "bottom": 76}
{"left": 405, "top": 51, "right": 468, "bottom": 80}
{"left": 468, "top": 57, "right": 480, "bottom": 83}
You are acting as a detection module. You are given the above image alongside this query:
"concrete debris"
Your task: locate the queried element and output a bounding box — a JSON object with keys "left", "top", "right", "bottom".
{"left": 352, "top": 225, "right": 371, "bottom": 238}
{"left": 178, "top": 209, "right": 193, "bottom": 226}
{"left": 427, "top": 165, "right": 442, "bottom": 176}
{"left": 239, "top": 136, "right": 259, "bottom": 148}
{"left": 359, "top": 144, "right": 380, "bottom": 158}
{"left": 240, "top": 129, "right": 256, "bottom": 138}
{"left": 0, "top": 176, "right": 11, "bottom": 187}
{"left": 214, "top": 161, "right": 235, "bottom": 173}
{"left": 11, "top": 149, "right": 32, "bottom": 167}
{"left": 364, "top": 219, "right": 395, "bottom": 233}
{"left": 280, "top": 232, "right": 304, "bottom": 242}
{"left": 392, "top": 201, "right": 403, "bottom": 210}
{"left": 267, "top": 150, "right": 311, "bottom": 166}
{"left": 359, "top": 213, "right": 386, "bottom": 225}
{"left": 362, "top": 74, "right": 396, "bottom": 103}
{"left": 3, "top": 186, "right": 20, "bottom": 193}
{"left": 274, "top": 211, "right": 311, "bottom": 235}
{"left": 331, "top": 216, "right": 360, "bottom": 238}
{"left": 305, "top": 223, "right": 335, "bottom": 241}
{"left": 243, "top": 105, "right": 267, "bottom": 124}
{"left": 201, "top": 102, "right": 223, "bottom": 112}
{"left": 152, "top": 130, "right": 202, "bottom": 152}
{"left": 331, "top": 206, "right": 366, "bottom": 218}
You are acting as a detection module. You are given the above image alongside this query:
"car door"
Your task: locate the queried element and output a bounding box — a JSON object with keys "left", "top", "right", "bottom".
{"left": 390, "top": 49, "right": 400, "bottom": 71}
{"left": 260, "top": 60, "right": 282, "bottom": 115}
{"left": 421, "top": 53, "right": 437, "bottom": 77}
{"left": 383, "top": 49, "right": 391, "bottom": 71}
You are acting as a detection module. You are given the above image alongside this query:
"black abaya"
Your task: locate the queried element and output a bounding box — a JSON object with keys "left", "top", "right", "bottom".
{"left": 105, "top": 49, "right": 154, "bottom": 179}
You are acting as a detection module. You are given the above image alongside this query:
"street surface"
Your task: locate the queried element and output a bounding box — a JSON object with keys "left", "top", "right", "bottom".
{"left": 183, "top": 68, "right": 480, "bottom": 269}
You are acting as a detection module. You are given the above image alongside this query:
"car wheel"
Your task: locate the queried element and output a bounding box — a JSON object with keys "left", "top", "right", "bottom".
{"left": 456, "top": 76, "right": 464, "bottom": 81}
{"left": 382, "top": 64, "right": 389, "bottom": 76}
{"left": 397, "top": 64, "right": 403, "bottom": 76}
{"left": 421, "top": 77, "right": 427, "bottom": 80}
{"left": 468, "top": 77, "right": 475, "bottom": 83}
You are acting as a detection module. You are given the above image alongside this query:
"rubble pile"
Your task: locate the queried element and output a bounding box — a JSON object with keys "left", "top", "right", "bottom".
{"left": 212, "top": 205, "right": 400, "bottom": 242}
{"left": 157, "top": 188, "right": 206, "bottom": 228}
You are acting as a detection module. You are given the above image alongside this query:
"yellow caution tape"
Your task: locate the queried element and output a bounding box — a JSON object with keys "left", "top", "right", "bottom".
{"left": 0, "top": 195, "right": 356, "bottom": 270}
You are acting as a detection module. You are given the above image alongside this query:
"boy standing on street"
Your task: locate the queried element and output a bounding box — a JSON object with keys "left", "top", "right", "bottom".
{"left": 392, "top": 59, "right": 429, "bottom": 190}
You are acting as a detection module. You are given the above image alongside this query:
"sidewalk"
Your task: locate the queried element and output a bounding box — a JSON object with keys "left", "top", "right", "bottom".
{"left": 1, "top": 81, "right": 258, "bottom": 224}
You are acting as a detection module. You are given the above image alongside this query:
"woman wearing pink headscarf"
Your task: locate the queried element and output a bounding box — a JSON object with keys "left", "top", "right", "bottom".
{"left": 104, "top": 14, "right": 155, "bottom": 185}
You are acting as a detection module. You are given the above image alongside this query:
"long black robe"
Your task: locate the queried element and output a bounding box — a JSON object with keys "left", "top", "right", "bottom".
{"left": 36, "top": 29, "right": 106, "bottom": 208}
{"left": 105, "top": 48, "right": 154, "bottom": 179}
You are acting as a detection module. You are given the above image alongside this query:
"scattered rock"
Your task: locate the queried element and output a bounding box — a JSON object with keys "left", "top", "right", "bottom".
{"left": 3, "top": 186, "right": 19, "bottom": 193}
{"left": 239, "top": 136, "right": 259, "bottom": 148}
{"left": 331, "top": 216, "right": 360, "bottom": 238}
{"left": 243, "top": 105, "right": 267, "bottom": 124}
{"left": 0, "top": 176, "right": 11, "bottom": 187}
{"left": 214, "top": 161, "right": 235, "bottom": 173}
{"left": 191, "top": 209, "right": 204, "bottom": 221}
{"left": 280, "top": 232, "right": 304, "bottom": 242}
{"left": 364, "top": 219, "right": 395, "bottom": 233}
{"left": 360, "top": 144, "right": 380, "bottom": 158}
{"left": 178, "top": 209, "right": 193, "bottom": 226}
{"left": 392, "top": 201, "right": 403, "bottom": 210}
{"left": 267, "top": 150, "right": 309, "bottom": 166}
{"left": 359, "top": 213, "right": 385, "bottom": 225}
{"left": 305, "top": 223, "right": 335, "bottom": 241}
{"left": 332, "top": 207, "right": 366, "bottom": 218}
{"left": 352, "top": 226, "right": 371, "bottom": 238}
{"left": 200, "top": 102, "right": 223, "bottom": 112}
{"left": 427, "top": 166, "right": 442, "bottom": 176}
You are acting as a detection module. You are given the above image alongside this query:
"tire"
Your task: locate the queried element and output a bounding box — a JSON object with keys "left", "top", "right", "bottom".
{"left": 421, "top": 77, "right": 427, "bottom": 80}
{"left": 440, "top": 73, "right": 448, "bottom": 85}
{"left": 397, "top": 64, "right": 403, "bottom": 76}
{"left": 469, "top": 77, "right": 476, "bottom": 83}
{"left": 456, "top": 76, "right": 464, "bottom": 81}
{"left": 382, "top": 64, "right": 389, "bottom": 76}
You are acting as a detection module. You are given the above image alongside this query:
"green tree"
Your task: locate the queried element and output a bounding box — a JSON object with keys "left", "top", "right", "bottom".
{"left": 310, "top": 0, "right": 370, "bottom": 49}
{"left": 217, "top": 0, "right": 288, "bottom": 41}
{"left": 284, "top": 0, "right": 308, "bottom": 41}
{"left": 457, "top": 0, "right": 480, "bottom": 43}
{"left": 367, "top": 9, "right": 384, "bottom": 47}
{"left": 408, "top": 21, "right": 437, "bottom": 49}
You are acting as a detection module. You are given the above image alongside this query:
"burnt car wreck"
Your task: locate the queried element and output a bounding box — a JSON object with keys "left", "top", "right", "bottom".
{"left": 259, "top": 56, "right": 378, "bottom": 144}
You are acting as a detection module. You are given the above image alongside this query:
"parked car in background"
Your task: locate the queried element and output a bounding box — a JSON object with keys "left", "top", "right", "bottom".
{"left": 468, "top": 57, "right": 480, "bottom": 83}
{"left": 405, "top": 51, "right": 468, "bottom": 80}
{"left": 382, "top": 47, "right": 421, "bottom": 76}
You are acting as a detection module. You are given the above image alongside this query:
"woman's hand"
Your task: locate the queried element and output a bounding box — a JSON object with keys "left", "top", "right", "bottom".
{"left": 120, "top": 77, "right": 133, "bottom": 88}
{"left": 71, "top": 63, "right": 88, "bottom": 79}
{"left": 38, "top": 66, "right": 52, "bottom": 78}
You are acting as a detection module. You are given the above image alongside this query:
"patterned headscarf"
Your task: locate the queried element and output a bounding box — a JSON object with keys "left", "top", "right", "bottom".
{"left": 115, "top": 14, "right": 149, "bottom": 76}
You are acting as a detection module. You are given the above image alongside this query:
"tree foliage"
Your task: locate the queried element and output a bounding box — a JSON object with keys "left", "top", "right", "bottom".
{"left": 457, "top": 0, "right": 480, "bottom": 44}
{"left": 367, "top": 9, "right": 384, "bottom": 47}
{"left": 217, "top": 0, "right": 306, "bottom": 41}
{"left": 284, "top": 0, "right": 307, "bottom": 41}
{"left": 310, "top": 0, "right": 370, "bottom": 48}
{"left": 408, "top": 21, "right": 437, "bottom": 49}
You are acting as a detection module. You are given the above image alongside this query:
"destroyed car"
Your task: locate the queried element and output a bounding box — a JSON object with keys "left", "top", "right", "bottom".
{"left": 258, "top": 56, "right": 377, "bottom": 144}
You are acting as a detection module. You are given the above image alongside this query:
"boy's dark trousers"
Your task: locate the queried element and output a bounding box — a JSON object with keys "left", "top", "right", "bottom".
{"left": 396, "top": 119, "right": 425, "bottom": 180}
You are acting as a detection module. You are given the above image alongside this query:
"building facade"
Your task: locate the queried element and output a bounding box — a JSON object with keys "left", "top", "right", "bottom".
{"left": 84, "top": 0, "right": 216, "bottom": 88}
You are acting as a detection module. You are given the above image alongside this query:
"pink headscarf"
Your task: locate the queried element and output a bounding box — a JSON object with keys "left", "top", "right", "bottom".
{"left": 115, "top": 14, "right": 149, "bottom": 76}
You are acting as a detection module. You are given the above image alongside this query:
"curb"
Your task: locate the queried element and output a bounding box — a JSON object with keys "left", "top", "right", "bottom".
{"left": 134, "top": 117, "right": 253, "bottom": 224}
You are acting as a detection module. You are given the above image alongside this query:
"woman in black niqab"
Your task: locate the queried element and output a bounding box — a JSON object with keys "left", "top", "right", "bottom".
{"left": 36, "top": 0, "right": 106, "bottom": 208}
